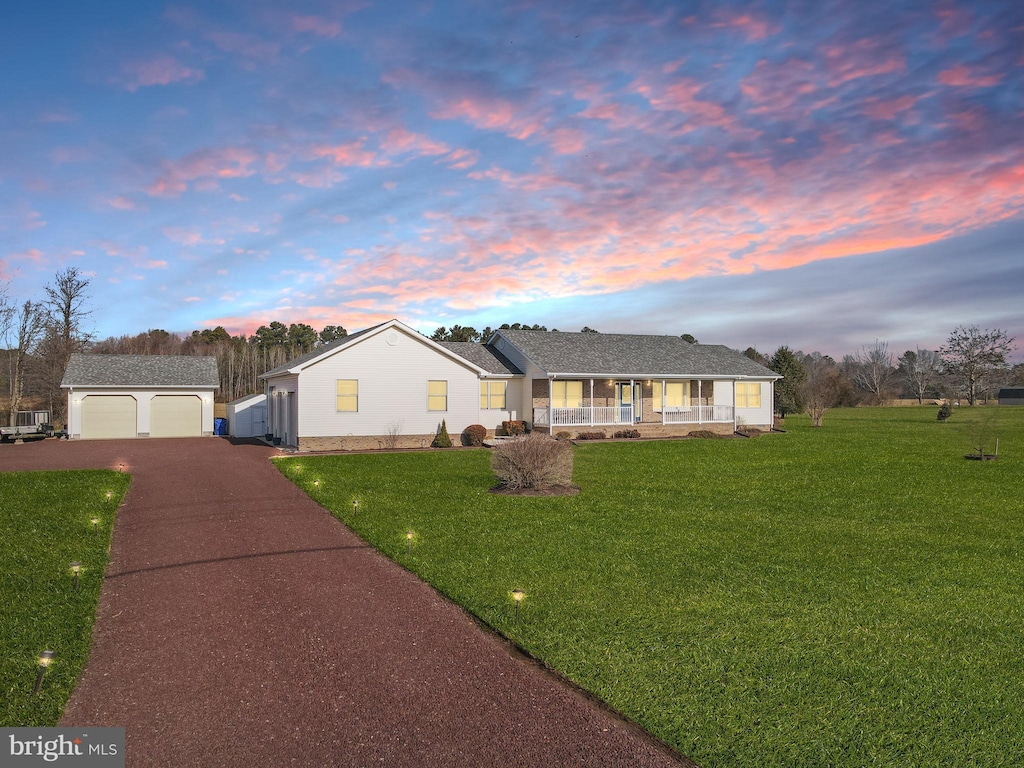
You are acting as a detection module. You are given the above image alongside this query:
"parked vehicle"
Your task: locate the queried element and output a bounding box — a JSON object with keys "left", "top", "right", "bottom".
{"left": 0, "top": 411, "right": 55, "bottom": 442}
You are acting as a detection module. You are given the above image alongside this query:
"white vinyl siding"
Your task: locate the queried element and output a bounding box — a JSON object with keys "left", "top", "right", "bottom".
{"left": 67, "top": 389, "right": 215, "bottom": 440}
{"left": 336, "top": 379, "right": 358, "bottom": 411}
{"left": 292, "top": 327, "right": 483, "bottom": 438}
{"left": 428, "top": 380, "right": 448, "bottom": 411}
{"left": 480, "top": 380, "right": 507, "bottom": 410}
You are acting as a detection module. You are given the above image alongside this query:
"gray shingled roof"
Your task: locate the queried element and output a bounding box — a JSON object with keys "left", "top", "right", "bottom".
{"left": 260, "top": 323, "right": 383, "bottom": 378}
{"left": 998, "top": 388, "right": 1024, "bottom": 398}
{"left": 439, "top": 342, "right": 522, "bottom": 375}
{"left": 61, "top": 354, "right": 219, "bottom": 388}
{"left": 494, "top": 330, "right": 779, "bottom": 378}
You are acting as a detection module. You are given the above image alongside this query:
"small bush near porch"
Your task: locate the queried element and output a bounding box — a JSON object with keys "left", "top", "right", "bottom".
{"left": 278, "top": 407, "right": 1024, "bottom": 767}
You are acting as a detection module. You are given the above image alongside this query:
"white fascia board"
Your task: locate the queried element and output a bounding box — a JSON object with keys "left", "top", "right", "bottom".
{"left": 548, "top": 372, "right": 781, "bottom": 380}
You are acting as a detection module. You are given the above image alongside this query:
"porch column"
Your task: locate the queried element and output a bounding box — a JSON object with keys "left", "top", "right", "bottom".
{"left": 548, "top": 377, "right": 553, "bottom": 427}
{"left": 698, "top": 380, "right": 703, "bottom": 424}
{"left": 630, "top": 378, "right": 635, "bottom": 423}
{"left": 733, "top": 380, "right": 738, "bottom": 430}
{"left": 589, "top": 379, "right": 594, "bottom": 426}
{"left": 662, "top": 380, "right": 666, "bottom": 425}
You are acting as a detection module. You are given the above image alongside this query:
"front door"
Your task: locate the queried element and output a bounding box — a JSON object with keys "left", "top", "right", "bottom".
{"left": 615, "top": 383, "right": 641, "bottom": 423}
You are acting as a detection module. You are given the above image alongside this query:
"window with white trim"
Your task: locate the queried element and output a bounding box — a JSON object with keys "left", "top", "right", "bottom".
{"left": 428, "top": 380, "right": 448, "bottom": 411}
{"left": 653, "top": 381, "right": 688, "bottom": 411}
{"left": 480, "top": 380, "right": 507, "bottom": 410}
{"left": 551, "top": 380, "right": 583, "bottom": 408}
{"left": 736, "top": 382, "right": 762, "bottom": 408}
{"left": 336, "top": 380, "right": 358, "bottom": 412}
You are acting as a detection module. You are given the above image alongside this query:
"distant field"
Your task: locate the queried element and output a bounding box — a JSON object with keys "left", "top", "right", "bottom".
{"left": 0, "top": 471, "right": 127, "bottom": 727}
{"left": 277, "top": 407, "right": 1024, "bottom": 767}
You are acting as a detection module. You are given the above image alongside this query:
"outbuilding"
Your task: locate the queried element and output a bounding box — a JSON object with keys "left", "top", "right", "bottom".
{"left": 62, "top": 354, "right": 219, "bottom": 439}
{"left": 226, "top": 393, "right": 268, "bottom": 438}
{"left": 997, "top": 388, "right": 1024, "bottom": 405}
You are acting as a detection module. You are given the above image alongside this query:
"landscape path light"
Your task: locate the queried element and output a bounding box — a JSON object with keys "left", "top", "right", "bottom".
{"left": 70, "top": 562, "right": 82, "bottom": 590}
{"left": 406, "top": 531, "right": 414, "bottom": 556}
{"left": 105, "top": 491, "right": 112, "bottom": 502}
{"left": 511, "top": 589, "right": 526, "bottom": 623}
{"left": 91, "top": 516, "right": 99, "bottom": 534}
{"left": 353, "top": 500, "right": 359, "bottom": 517}
{"left": 34, "top": 651, "right": 55, "bottom": 694}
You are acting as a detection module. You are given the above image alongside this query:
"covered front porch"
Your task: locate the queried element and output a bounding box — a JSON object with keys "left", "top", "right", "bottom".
{"left": 531, "top": 378, "right": 734, "bottom": 429}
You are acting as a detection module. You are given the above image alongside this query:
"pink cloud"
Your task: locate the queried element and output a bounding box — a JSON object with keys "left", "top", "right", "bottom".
{"left": 312, "top": 141, "right": 379, "bottom": 167}
{"left": 121, "top": 55, "right": 204, "bottom": 92}
{"left": 380, "top": 128, "right": 449, "bottom": 157}
{"left": 109, "top": 196, "right": 139, "bottom": 210}
{"left": 9, "top": 248, "right": 44, "bottom": 263}
{"left": 862, "top": 95, "right": 918, "bottom": 120}
{"left": 821, "top": 41, "right": 905, "bottom": 87}
{"left": 431, "top": 95, "right": 545, "bottom": 141}
{"left": 291, "top": 166, "right": 346, "bottom": 188}
{"left": 145, "top": 260, "right": 168, "bottom": 269}
{"left": 444, "top": 148, "right": 480, "bottom": 170}
{"left": 292, "top": 15, "right": 341, "bottom": 38}
{"left": 711, "top": 12, "right": 779, "bottom": 41}
{"left": 162, "top": 227, "right": 204, "bottom": 246}
{"left": 147, "top": 146, "right": 259, "bottom": 197}
{"left": 937, "top": 65, "right": 1002, "bottom": 88}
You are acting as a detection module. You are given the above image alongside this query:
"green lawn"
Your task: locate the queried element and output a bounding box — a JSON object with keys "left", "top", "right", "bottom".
{"left": 0, "top": 470, "right": 127, "bottom": 727}
{"left": 276, "top": 407, "right": 1024, "bottom": 767}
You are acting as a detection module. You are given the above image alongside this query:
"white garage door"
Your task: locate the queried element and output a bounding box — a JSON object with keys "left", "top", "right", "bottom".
{"left": 81, "top": 395, "right": 137, "bottom": 440}
{"left": 151, "top": 395, "right": 202, "bottom": 438}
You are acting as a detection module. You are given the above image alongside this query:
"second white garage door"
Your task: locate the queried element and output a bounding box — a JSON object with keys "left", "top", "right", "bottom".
{"left": 151, "top": 395, "right": 202, "bottom": 438}
{"left": 81, "top": 395, "right": 137, "bottom": 439}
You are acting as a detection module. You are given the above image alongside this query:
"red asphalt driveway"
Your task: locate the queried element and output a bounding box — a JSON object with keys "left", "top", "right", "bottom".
{"left": 2, "top": 437, "right": 691, "bottom": 767}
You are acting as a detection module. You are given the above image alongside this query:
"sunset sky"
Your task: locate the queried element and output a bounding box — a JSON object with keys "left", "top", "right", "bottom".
{"left": 2, "top": 0, "right": 1022, "bottom": 358}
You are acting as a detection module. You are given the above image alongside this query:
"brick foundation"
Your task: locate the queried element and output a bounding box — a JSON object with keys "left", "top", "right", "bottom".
{"left": 298, "top": 434, "right": 437, "bottom": 452}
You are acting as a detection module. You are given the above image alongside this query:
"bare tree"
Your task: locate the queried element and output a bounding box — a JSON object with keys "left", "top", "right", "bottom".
{"left": 7, "top": 301, "right": 46, "bottom": 420}
{"left": 939, "top": 325, "right": 1015, "bottom": 405}
{"left": 41, "top": 267, "right": 93, "bottom": 423}
{"left": 844, "top": 339, "right": 895, "bottom": 402}
{"left": 801, "top": 353, "right": 853, "bottom": 427}
{"left": 897, "top": 348, "right": 942, "bottom": 404}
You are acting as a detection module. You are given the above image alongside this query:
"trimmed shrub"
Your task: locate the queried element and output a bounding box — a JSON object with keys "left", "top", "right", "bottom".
{"left": 432, "top": 419, "right": 453, "bottom": 448}
{"left": 576, "top": 431, "right": 606, "bottom": 440}
{"left": 462, "top": 424, "right": 487, "bottom": 446}
{"left": 937, "top": 403, "right": 952, "bottom": 421}
{"left": 502, "top": 420, "right": 527, "bottom": 436}
{"left": 491, "top": 433, "right": 574, "bottom": 491}
{"left": 555, "top": 431, "right": 572, "bottom": 441}
{"left": 687, "top": 430, "right": 722, "bottom": 439}
{"left": 613, "top": 429, "right": 641, "bottom": 439}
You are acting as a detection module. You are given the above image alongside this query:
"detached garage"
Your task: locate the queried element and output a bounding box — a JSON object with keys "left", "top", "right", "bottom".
{"left": 62, "top": 354, "right": 219, "bottom": 440}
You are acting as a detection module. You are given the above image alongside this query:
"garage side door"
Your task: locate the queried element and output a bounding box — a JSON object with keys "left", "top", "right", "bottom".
{"left": 82, "top": 395, "right": 137, "bottom": 439}
{"left": 151, "top": 395, "right": 202, "bottom": 438}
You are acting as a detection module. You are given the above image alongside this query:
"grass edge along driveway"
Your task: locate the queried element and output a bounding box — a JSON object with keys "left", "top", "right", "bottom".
{"left": 277, "top": 407, "right": 1024, "bottom": 768}
{"left": 1, "top": 470, "right": 127, "bottom": 727}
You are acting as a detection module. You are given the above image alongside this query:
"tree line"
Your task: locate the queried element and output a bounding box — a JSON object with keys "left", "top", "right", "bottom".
{"left": 759, "top": 329, "right": 1019, "bottom": 427}
{"left": 3, "top": 269, "right": 1019, "bottom": 428}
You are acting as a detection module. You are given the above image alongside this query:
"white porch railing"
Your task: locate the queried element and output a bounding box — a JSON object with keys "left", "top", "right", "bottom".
{"left": 662, "top": 405, "right": 734, "bottom": 423}
{"left": 533, "top": 405, "right": 634, "bottom": 427}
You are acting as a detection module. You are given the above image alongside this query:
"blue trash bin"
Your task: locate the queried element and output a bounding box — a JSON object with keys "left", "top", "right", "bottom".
{"left": 214, "top": 417, "right": 227, "bottom": 436}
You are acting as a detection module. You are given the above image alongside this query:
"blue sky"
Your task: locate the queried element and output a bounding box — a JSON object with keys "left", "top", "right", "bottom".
{"left": 1, "top": 0, "right": 1022, "bottom": 358}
